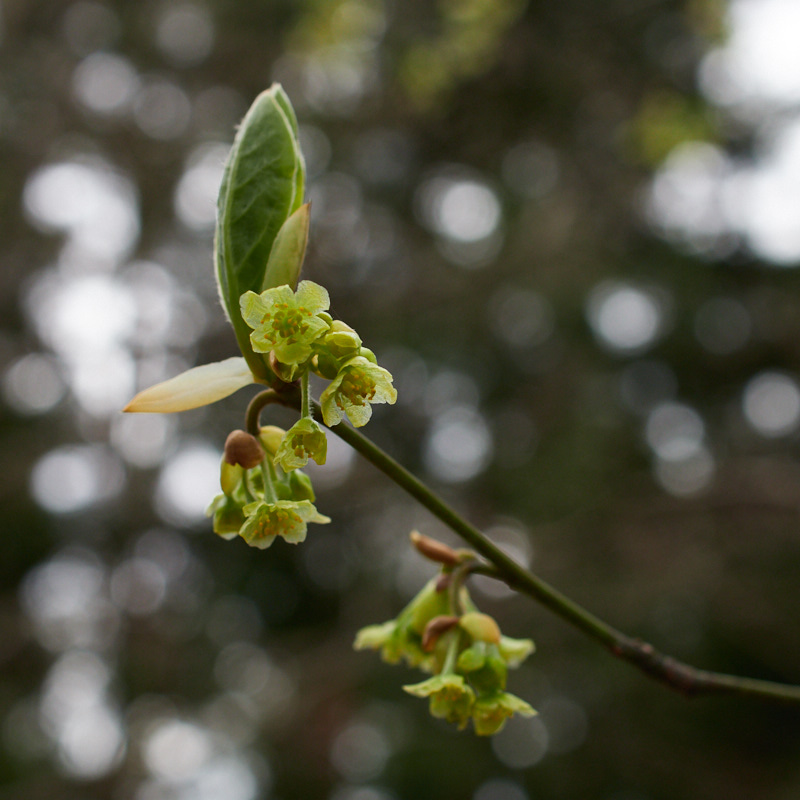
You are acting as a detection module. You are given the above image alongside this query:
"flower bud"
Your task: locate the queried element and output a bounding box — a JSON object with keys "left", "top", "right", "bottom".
{"left": 409, "top": 580, "right": 451, "bottom": 634}
{"left": 313, "top": 351, "right": 340, "bottom": 380}
{"left": 289, "top": 469, "right": 315, "bottom": 502}
{"left": 259, "top": 425, "right": 287, "bottom": 456}
{"left": 459, "top": 612, "right": 501, "bottom": 644}
{"left": 220, "top": 460, "right": 244, "bottom": 496}
{"left": 324, "top": 321, "right": 362, "bottom": 360}
{"left": 224, "top": 430, "right": 265, "bottom": 469}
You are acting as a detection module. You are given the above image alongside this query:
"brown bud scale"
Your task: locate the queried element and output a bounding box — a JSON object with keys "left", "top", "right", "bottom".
{"left": 410, "top": 530, "right": 460, "bottom": 566}
{"left": 421, "top": 615, "right": 460, "bottom": 651}
{"left": 224, "top": 430, "right": 265, "bottom": 469}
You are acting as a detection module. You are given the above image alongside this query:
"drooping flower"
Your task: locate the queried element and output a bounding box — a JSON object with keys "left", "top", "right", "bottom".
{"left": 403, "top": 674, "right": 476, "bottom": 729}
{"left": 320, "top": 356, "right": 397, "bottom": 427}
{"left": 354, "top": 549, "right": 537, "bottom": 735}
{"left": 206, "top": 493, "right": 246, "bottom": 539}
{"left": 471, "top": 690, "right": 536, "bottom": 736}
{"left": 240, "top": 280, "right": 331, "bottom": 366}
{"left": 239, "top": 499, "right": 330, "bottom": 549}
{"left": 274, "top": 417, "right": 327, "bottom": 471}
{"left": 354, "top": 621, "right": 406, "bottom": 662}
{"left": 353, "top": 577, "right": 452, "bottom": 671}
{"left": 498, "top": 635, "right": 536, "bottom": 667}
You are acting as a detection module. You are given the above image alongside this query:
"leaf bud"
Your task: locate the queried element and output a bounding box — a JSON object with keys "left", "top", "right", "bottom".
{"left": 409, "top": 580, "right": 451, "bottom": 634}
{"left": 224, "top": 429, "right": 265, "bottom": 469}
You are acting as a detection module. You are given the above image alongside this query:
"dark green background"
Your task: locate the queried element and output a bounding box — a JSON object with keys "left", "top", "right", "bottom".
{"left": 1, "top": 1, "right": 798, "bottom": 798}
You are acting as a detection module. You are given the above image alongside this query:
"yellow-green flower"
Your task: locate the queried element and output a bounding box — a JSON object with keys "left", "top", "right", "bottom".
{"left": 354, "top": 621, "right": 407, "bottom": 664}
{"left": 274, "top": 417, "right": 327, "bottom": 471}
{"left": 206, "top": 493, "right": 245, "bottom": 539}
{"left": 353, "top": 578, "right": 452, "bottom": 671}
{"left": 240, "top": 280, "right": 330, "bottom": 365}
{"left": 471, "top": 691, "right": 536, "bottom": 736}
{"left": 320, "top": 356, "right": 397, "bottom": 427}
{"left": 239, "top": 499, "right": 330, "bottom": 549}
{"left": 404, "top": 674, "right": 476, "bottom": 729}
{"left": 498, "top": 635, "right": 536, "bottom": 667}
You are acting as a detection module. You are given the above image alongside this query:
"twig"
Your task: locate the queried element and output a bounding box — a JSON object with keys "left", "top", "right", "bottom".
{"left": 251, "top": 389, "right": 800, "bottom": 705}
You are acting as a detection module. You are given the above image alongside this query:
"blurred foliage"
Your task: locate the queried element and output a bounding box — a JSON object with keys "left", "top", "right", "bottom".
{"left": 0, "top": 0, "right": 799, "bottom": 799}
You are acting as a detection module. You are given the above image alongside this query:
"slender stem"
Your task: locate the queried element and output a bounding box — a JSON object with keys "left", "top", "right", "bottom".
{"left": 441, "top": 628, "right": 463, "bottom": 675}
{"left": 245, "top": 389, "right": 283, "bottom": 437}
{"left": 329, "top": 418, "right": 633, "bottom": 649}
{"left": 447, "top": 562, "right": 472, "bottom": 616}
{"left": 301, "top": 372, "right": 311, "bottom": 419}
{"left": 260, "top": 391, "right": 800, "bottom": 705}
{"left": 241, "top": 471, "right": 257, "bottom": 504}
{"left": 261, "top": 456, "right": 279, "bottom": 503}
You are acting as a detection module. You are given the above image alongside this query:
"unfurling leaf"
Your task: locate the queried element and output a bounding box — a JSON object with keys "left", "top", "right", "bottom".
{"left": 215, "top": 84, "right": 306, "bottom": 378}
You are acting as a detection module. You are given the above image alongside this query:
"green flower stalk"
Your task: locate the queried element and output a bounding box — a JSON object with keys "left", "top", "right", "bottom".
{"left": 240, "top": 280, "right": 331, "bottom": 366}
{"left": 320, "top": 356, "right": 397, "bottom": 427}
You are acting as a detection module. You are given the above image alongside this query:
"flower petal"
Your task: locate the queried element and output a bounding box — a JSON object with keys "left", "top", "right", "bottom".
{"left": 123, "top": 357, "right": 256, "bottom": 413}
{"left": 239, "top": 290, "right": 270, "bottom": 328}
{"left": 295, "top": 279, "right": 330, "bottom": 312}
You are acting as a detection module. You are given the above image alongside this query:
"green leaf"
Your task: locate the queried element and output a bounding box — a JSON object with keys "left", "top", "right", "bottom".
{"left": 214, "top": 84, "right": 306, "bottom": 378}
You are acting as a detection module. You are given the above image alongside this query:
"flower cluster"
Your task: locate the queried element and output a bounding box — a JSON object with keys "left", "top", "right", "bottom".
{"left": 355, "top": 536, "right": 536, "bottom": 735}
{"left": 125, "top": 280, "right": 397, "bottom": 542}
{"left": 206, "top": 427, "right": 329, "bottom": 549}
{"left": 241, "top": 279, "right": 397, "bottom": 431}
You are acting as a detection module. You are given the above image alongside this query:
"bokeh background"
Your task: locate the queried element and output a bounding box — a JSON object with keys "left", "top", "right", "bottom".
{"left": 1, "top": 0, "right": 800, "bottom": 798}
